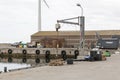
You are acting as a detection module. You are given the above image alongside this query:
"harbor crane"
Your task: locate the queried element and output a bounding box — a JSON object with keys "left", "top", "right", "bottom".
{"left": 55, "top": 3, "right": 85, "bottom": 56}
{"left": 56, "top": 16, "right": 85, "bottom": 50}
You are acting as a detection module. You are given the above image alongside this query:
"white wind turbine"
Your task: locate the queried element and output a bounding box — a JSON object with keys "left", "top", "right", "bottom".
{"left": 38, "top": 0, "right": 49, "bottom": 31}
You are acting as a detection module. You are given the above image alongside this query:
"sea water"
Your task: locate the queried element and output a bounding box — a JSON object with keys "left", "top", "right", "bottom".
{"left": 0, "top": 63, "right": 31, "bottom": 72}
{"left": 0, "top": 58, "right": 46, "bottom": 72}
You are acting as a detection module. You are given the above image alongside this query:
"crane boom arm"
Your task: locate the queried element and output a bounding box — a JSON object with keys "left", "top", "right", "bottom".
{"left": 57, "top": 20, "right": 79, "bottom": 25}
{"left": 57, "top": 17, "right": 80, "bottom": 25}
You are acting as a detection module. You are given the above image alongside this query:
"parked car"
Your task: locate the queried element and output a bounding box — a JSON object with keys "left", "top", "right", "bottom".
{"left": 11, "top": 41, "right": 22, "bottom": 47}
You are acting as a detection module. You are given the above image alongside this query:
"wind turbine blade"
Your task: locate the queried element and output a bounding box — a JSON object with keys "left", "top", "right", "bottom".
{"left": 43, "top": 0, "right": 49, "bottom": 8}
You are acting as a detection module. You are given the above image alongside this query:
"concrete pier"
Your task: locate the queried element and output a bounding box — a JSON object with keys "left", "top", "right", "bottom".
{"left": 0, "top": 48, "right": 89, "bottom": 56}
{"left": 0, "top": 53, "right": 120, "bottom": 80}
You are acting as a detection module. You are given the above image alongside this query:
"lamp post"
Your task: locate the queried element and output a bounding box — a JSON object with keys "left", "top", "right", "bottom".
{"left": 77, "top": 3, "right": 85, "bottom": 55}
{"left": 77, "top": 4, "right": 83, "bottom": 16}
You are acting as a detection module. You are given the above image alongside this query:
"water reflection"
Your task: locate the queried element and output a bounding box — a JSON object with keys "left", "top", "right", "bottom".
{"left": 0, "top": 57, "right": 46, "bottom": 72}
{"left": 0, "top": 63, "right": 31, "bottom": 72}
{"left": 35, "top": 58, "right": 40, "bottom": 63}
{"left": 8, "top": 57, "right": 13, "bottom": 63}
{"left": 0, "top": 57, "right": 46, "bottom": 64}
{"left": 22, "top": 58, "right": 27, "bottom": 63}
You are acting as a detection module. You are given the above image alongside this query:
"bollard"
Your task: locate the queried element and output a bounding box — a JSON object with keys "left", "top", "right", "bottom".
{"left": 4, "top": 67, "right": 7, "bottom": 72}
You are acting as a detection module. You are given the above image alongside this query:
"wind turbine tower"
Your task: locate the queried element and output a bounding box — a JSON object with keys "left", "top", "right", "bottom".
{"left": 38, "top": 0, "right": 49, "bottom": 31}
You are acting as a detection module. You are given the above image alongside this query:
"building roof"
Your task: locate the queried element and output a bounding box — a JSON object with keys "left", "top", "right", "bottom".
{"left": 31, "top": 30, "right": 120, "bottom": 37}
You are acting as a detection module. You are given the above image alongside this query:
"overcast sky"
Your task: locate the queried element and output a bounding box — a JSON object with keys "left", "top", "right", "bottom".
{"left": 0, "top": 0, "right": 120, "bottom": 43}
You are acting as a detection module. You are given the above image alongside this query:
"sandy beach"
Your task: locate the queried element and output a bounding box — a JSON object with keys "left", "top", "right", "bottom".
{"left": 0, "top": 53, "right": 120, "bottom": 80}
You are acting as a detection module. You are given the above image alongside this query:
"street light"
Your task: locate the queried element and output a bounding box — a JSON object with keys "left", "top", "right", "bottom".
{"left": 76, "top": 3, "right": 83, "bottom": 16}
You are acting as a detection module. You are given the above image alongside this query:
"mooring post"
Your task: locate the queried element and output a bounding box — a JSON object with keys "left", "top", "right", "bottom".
{"left": 4, "top": 67, "right": 7, "bottom": 72}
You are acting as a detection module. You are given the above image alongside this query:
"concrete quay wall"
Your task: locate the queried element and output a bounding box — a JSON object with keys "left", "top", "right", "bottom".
{"left": 0, "top": 48, "right": 89, "bottom": 56}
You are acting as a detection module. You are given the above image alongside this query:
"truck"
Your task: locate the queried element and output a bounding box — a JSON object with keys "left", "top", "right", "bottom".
{"left": 97, "top": 38, "right": 119, "bottom": 49}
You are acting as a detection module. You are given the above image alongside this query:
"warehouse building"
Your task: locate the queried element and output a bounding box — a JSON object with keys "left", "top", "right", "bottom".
{"left": 31, "top": 30, "right": 120, "bottom": 48}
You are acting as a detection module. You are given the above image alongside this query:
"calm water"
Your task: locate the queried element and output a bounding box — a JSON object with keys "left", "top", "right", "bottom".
{"left": 0, "top": 63, "right": 31, "bottom": 72}
{"left": 0, "top": 58, "right": 47, "bottom": 72}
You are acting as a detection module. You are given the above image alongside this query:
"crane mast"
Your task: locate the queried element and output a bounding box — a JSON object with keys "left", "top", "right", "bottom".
{"left": 56, "top": 16, "right": 85, "bottom": 50}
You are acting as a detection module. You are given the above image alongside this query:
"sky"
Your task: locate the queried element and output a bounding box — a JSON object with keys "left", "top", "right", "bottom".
{"left": 0, "top": 0, "right": 120, "bottom": 43}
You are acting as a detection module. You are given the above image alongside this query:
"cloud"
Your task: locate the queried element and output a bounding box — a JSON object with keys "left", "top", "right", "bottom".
{"left": 0, "top": 0, "right": 120, "bottom": 43}
{"left": 0, "top": 0, "right": 37, "bottom": 43}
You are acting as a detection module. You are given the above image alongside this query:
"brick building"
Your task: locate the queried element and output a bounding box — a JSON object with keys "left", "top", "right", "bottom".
{"left": 31, "top": 30, "right": 120, "bottom": 48}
